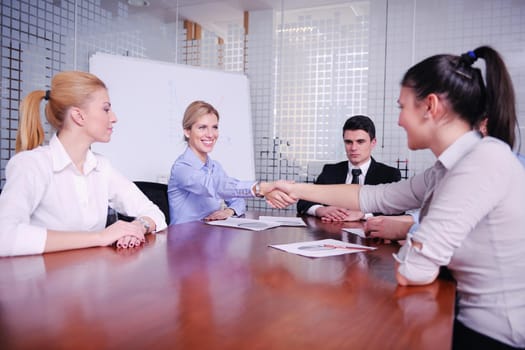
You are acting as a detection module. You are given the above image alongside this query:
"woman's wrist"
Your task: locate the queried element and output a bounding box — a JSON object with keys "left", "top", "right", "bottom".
{"left": 253, "top": 181, "right": 265, "bottom": 197}
{"left": 258, "top": 181, "right": 275, "bottom": 197}
{"left": 134, "top": 216, "right": 153, "bottom": 234}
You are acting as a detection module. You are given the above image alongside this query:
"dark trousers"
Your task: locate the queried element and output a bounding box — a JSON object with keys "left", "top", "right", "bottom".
{"left": 453, "top": 319, "right": 523, "bottom": 350}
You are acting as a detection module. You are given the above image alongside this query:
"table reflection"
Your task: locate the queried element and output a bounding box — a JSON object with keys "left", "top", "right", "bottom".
{"left": 0, "top": 214, "right": 455, "bottom": 350}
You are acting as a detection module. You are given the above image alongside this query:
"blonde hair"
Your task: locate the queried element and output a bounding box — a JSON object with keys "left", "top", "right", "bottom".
{"left": 16, "top": 71, "right": 106, "bottom": 152}
{"left": 182, "top": 100, "right": 219, "bottom": 142}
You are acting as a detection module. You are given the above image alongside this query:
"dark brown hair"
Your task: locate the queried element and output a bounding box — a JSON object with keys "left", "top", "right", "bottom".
{"left": 401, "top": 46, "right": 516, "bottom": 147}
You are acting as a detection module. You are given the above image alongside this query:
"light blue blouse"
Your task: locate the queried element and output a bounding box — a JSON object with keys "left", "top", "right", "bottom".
{"left": 168, "top": 147, "right": 255, "bottom": 224}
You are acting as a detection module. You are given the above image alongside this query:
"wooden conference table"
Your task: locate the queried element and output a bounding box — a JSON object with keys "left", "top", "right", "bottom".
{"left": 0, "top": 213, "right": 456, "bottom": 350}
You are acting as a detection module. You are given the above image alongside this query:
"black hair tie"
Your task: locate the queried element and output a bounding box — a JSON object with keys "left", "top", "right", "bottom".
{"left": 460, "top": 50, "right": 477, "bottom": 66}
{"left": 44, "top": 90, "right": 51, "bottom": 101}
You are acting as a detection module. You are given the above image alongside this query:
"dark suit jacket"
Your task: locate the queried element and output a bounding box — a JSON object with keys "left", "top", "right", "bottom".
{"left": 296, "top": 157, "right": 401, "bottom": 215}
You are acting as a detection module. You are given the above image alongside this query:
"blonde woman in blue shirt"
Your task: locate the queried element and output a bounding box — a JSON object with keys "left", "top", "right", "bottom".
{"left": 168, "top": 101, "right": 283, "bottom": 224}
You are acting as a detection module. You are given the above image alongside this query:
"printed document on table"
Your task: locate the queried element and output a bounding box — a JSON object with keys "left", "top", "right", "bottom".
{"left": 341, "top": 227, "right": 366, "bottom": 238}
{"left": 269, "top": 238, "right": 376, "bottom": 258}
{"left": 205, "top": 217, "right": 280, "bottom": 231}
{"left": 258, "top": 216, "right": 307, "bottom": 226}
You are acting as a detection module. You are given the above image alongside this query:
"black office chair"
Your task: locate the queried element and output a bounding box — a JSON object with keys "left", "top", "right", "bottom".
{"left": 106, "top": 181, "right": 170, "bottom": 227}
{"left": 134, "top": 181, "right": 170, "bottom": 224}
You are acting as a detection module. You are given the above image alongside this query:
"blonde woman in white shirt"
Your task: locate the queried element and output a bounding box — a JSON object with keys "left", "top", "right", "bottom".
{"left": 0, "top": 71, "right": 167, "bottom": 257}
{"left": 269, "top": 46, "right": 525, "bottom": 348}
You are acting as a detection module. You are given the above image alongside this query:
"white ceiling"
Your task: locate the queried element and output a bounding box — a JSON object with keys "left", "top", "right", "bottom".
{"left": 103, "top": 0, "right": 356, "bottom": 38}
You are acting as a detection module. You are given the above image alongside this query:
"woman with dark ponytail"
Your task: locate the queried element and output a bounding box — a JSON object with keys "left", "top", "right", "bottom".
{"left": 269, "top": 46, "right": 525, "bottom": 348}
{"left": 0, "top": 71, "right": 167, "bottom": 256}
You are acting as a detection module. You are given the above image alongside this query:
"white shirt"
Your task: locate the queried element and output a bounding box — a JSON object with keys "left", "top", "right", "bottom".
{"left": 0, "top": 134, "right": 167, "bottom": 257}
{"left": 345, "top": 158, "right": 371, "bottom": 185}
{"left": 359, "top": 132, "right": 525, "bottom": 347}
{"left": 307, "top": 158, "right": 372, "bottom": 216}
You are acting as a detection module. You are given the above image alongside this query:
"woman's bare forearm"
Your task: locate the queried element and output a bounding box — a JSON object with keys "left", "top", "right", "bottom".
{"left": 278, "top": 182, "right": 361, "bottom": 210}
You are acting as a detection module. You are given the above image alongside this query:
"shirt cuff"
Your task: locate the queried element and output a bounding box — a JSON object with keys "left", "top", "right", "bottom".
{"left": 250, "top": 181, "right": 257, "bottom": 197}
{"left": 408, "top": 223, "right": 420, "bottom": 234}
{"left": 307, "top": 204, "right": 322, "bottom": 216}
{"left": 149, "top": 212, "right": 168, "bottom": 232}
{"left": 227, "top": 200, "right": 246, "bottom": 217}
{"left": 407, "top": 211, "right": 420, "bottom": 233}
{"left": 393, "top": 234, "right": 440, "bottom": 284}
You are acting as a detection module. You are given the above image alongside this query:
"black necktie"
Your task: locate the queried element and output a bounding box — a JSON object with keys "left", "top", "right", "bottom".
{"left": 351, "top": 168, "right": 362, "bottom": 184}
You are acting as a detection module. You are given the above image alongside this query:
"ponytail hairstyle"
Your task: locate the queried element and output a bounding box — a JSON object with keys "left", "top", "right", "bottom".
{"left": 475, "top": 46, "right": 516, "bottom": 147}
{"left": 16, "top": 71, "right": 107, "bottom": 153}
{"left": 401, "top": 46, "right": 516, "bottom": 147}
{"left": 182, "top": 100, "right": 220, "bottom": 142}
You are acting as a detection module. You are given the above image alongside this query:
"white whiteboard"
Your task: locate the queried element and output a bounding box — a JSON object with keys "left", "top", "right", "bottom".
{"left": 89, "top": 53, "right": 255, "bottom": 183}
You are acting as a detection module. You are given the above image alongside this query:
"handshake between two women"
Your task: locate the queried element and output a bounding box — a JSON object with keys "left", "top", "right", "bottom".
{"left": 262, "top": 180, "right": 359, "bottom": 212}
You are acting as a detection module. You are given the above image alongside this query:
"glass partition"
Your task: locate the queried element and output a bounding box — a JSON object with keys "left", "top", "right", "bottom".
{"left": 1, "top": 0, "right": 524, "bottom": 214}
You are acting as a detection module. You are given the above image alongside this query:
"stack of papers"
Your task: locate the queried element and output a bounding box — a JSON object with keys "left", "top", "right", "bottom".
{"left": 205, "top": 216, "right": 306, "bottom": 231}
{"left": 269, "top": 238, "right": 376, "bottom": 257}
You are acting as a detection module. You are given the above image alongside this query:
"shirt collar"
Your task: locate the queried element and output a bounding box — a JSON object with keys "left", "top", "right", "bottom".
{"left": 438, "top": 131, "right": 481, "bottom": 170}
{"left": 183, "top": 146, "right": 211, "bottom": 169}
{"left": 50, "top": 134, "right": 99, "bottom": 174}
{"left": 349, "top": 157, "right": 371, "bottom": 175}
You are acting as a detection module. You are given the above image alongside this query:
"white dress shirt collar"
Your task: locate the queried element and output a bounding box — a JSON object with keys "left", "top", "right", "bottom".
{"left": 49, "top": 134, "right": 99, "bottom": 174}
{"left": 347, "top": 157, "right": 371, "bottom": 184}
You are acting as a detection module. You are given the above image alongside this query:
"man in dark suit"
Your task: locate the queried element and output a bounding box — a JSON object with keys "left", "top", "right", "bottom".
{"left": 297, "top": 115, "right": 401, "bottom": 221}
